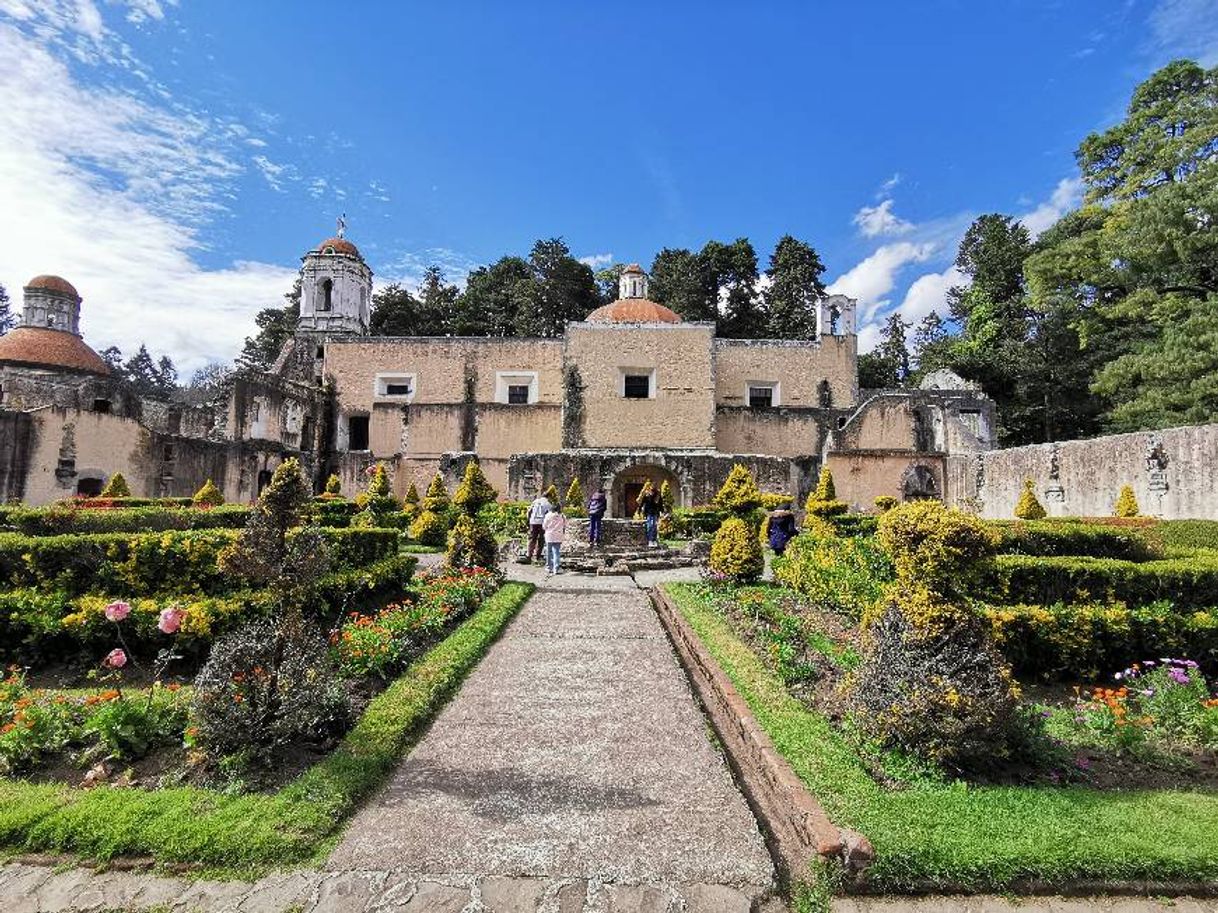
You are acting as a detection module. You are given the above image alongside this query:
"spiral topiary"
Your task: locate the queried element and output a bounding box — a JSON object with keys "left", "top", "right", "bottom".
{"left": 804, "top": 466, "right": 847, "bottom": 518}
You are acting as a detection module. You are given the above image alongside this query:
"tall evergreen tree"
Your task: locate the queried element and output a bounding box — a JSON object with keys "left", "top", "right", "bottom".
{"left": 704, "top": 238, "right": 762, "bottom": 338}
{"left": 649, "top": 247, "right": 716, "bottom": 321}
{"left": 515, "top": 238, "right": 600, "bottom": 337}
{"left": 369, "top": 283, "right": 421, "bottom": 336}
{"left": 763, "top": 235, "right": 826, "bottom": 339}
{"left": 0, "top": 284, "right": 12, "bottom": 335}
{"left": 595, "top": 264, "right": 625, "bottom": 304}
{"left": 239, "top": 279, "right": 300, "bottom": 369}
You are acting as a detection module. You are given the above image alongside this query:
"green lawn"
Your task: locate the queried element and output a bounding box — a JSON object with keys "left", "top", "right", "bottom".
{"left": 0, "top": 582, "right": 534, "bottom": 878}
{"left": 663, "top": 582, "right": 1218, "bottom": 891}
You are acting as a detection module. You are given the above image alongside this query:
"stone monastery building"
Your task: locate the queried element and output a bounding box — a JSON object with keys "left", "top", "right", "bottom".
{"left": 0, "top": 233, "right": 995, "bottom": 514}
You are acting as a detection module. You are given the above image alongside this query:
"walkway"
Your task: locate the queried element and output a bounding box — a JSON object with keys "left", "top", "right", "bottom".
{"left": 325, "top": 567, "right": 775, "bottom": 908}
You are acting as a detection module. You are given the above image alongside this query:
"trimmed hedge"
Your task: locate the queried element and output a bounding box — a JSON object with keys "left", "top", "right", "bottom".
{"left": 980, "top": 554, "right": 1218, "bottom": 610}
{"left": 0, "top": 505, "right": 252, "bottom": 535}
{"left": 985, "top": 600, "right": 1218, "bottom": 681}
{"left": 0, "top": 554, "right": 418, "bottom": 663}
{"left": 0, "top": 528, "right": 400, "bottom": 596}
{"left": 990, "top": 520, "right": 1161, "bottom": 561}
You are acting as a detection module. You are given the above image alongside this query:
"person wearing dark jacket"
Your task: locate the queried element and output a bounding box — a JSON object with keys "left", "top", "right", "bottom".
{"left": 639, "top": 487, "right": 662, "bottom": 547}
{"left": 586, "top": 488, "right": 608, "bottom": 546}
{"left": 767, "top": 509, "right": 798, "bottom": 556}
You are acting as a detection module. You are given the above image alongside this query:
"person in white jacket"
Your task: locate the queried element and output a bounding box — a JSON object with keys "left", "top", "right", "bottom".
{"left": 526, "top": 492, "right": 552, "bottom": 563}
{"left": 542, "top": 506, "right": 567, "bottom": 576}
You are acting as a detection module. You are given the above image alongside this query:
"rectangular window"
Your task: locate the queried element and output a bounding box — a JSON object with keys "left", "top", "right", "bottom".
{"left": 624, "top": 374, "right": 652, "bottom": 399}
{"left": 507, "top": 384, "right": 530, "bottom": 405}
{"left": 495, "top": 371, "right": 538, "bottom": 404}
{"left": 348, "top": 415, "right": 369, "bottom": 451}
{"left": 375, "top": 374, "right": 416, "bottom": 401}
{"left": 748, "top": 386, "right": 774, "bottom": 409}
{"left": 385, "top": 382, "right": 412, "bottom": 396}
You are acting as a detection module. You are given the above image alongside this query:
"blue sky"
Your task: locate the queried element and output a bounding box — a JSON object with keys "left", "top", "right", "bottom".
{"left": 1, "top": 0, "right": 1216, "bottom": 371}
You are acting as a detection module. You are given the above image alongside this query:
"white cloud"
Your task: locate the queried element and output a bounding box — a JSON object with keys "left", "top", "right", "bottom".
{"left": 853, "top": 199, "right": 914, "bottom": 238}
{"left": 0, "top": 18, "right": 294, "bottom": 372}
{"left": 879, "top": 173, "right": 902, "bottom": 194}
{"left": 1148, "top": 0, "right": 1218, "bottom": 66}
{"left": 898, "top": 266, "right": 965, "bottom": 324}
{"left": 578, "top": 253, "right": 614, "bottom": 269}
{"left": 826, "top": 241, "right": 935, "bottom": 321}
{"left": 1019, "top": 176, "right": 1084, "bottom": 237}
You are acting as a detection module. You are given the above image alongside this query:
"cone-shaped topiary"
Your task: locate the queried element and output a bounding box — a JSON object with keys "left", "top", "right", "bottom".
{"left": 805, "top": 466, "right": 847, "bottom": 518}
{"left": 660, "top": 479, "right": 675, "bottom": 514}
{"left": 403, "top": 481, "right": 420, "bottom": 507}
{"left": 421, "top": 473, "right": 450, "bottom": 513}
{"left": 453, "top": 460, "right": 498, "bottom": 515}
{"left": 409, "top": 509, "right": 448, "bottom": 546}
{"left": 1014, "top": 479, "right": 1047, "bottom": 520}
{"left": 325, "top": 474, "right": 342, "bottom": 497}
{"left": 713, "top": 465, "right": 763, "bottom": 516}
{"left": 543, "top": 483, "right": 560, "bottom": 506}
{"left": 1114, "top": 485, "right": 1139, "bottom": 518}
{"left": 353, "top": 463, "right": 400, "bottom": 527}
{"left": 367, "top": 463, "right": 392, "bottom": 498}
{"left": 446, "top": 513, "right": 498, "bottom": 570}
{"left": 565, "top": 478, "right": 585, "bottom": 518}
{"left": 193, "top": 478, "right": 224, "bottom": 508}
{"left": 708, "top": 516, "right": 764, "bottom": 583}
{"left": 100, "top": 473, "right": 131, "bottom": 499}
{"left": 874, "top": 495, "right": 898, "bottom": 513}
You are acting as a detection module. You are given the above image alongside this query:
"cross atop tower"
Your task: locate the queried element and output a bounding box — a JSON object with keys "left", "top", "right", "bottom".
{"left": 336, "top": 213, "right": 347, "bottom": 239}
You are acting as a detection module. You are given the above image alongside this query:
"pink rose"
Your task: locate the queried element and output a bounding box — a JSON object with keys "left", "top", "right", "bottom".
{"left": 104, "top": 648, "right": 127, "bottom": 669}
{"left": 104, "top": 601, "right": 131, "bottom": 623}
{"left": 158, "top": 607, "right": 185, "bottom": 635}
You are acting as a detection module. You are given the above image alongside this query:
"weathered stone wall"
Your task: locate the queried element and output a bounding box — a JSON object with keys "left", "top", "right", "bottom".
{"left": 21, "top": 408, "right": 152, "bottom": 503}
{"left": 0, "top": 409, "right": 34, "bottom": 502}
{"left": 563, "top": 323, "right": 716, "bottom": 450}
{"left": 714, "top": 406, "right": 828, "bottom": 458}
{"left": 713, "top": 336, "right": 856, "bottom": 410}
{"left": 958, "top": 423, "right": 1218, "bottom": 519}
{"left": 826, "top": 451, "right": 946, "bottom": 512}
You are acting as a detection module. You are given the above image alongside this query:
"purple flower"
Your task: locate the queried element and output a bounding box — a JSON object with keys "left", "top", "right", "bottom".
{"left": 1075, "top": 755, "right": 1092, "bottom": 771}
{"left": 1041, "top": 709, "right": 1053, "bottom": 718}
{"left": 1114, "top": 671, "right": 1124, "bottom": 680}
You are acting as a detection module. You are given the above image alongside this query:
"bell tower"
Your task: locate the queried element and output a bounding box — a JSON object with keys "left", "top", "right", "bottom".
{"left": 298, "top": 217, "right": 372, "bottom": 335}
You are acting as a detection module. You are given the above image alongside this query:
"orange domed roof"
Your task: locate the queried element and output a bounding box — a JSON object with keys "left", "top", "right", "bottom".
{"left": 315, "top": 237, "right": 361, "bottom": 258}
{"left": 25, "top": 275, "right": 79, "bottom": 298}
{"left": 586, "top": 298, "right": 683, "bottom": 324}
{"left": 0, "top": 326, "right": 111, "bottom": 375}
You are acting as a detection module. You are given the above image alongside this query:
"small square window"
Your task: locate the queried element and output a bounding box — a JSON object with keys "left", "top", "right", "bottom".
{"left": 375, "top": 374, "right": 415, "bottom": 400}
{"left": 748, "top": 386, "right": 774, "bottom": 409}
{"left": 507, "top": 384, "right": 530, "bottom": 405}
{"left": 624, "top": 375, "right": 651, "bottom": 399}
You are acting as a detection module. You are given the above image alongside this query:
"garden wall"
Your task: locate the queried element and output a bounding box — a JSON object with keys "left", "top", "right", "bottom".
{"left": 952, "top": 423, "right": 1218, "bottom": 520}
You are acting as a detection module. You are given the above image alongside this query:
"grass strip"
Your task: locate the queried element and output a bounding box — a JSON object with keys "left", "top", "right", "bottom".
{"left": 0, "top": 581, "right": 534, "bottom": 877}
{"left": 663, "top": 582, "right": 1218, "bottom": 891}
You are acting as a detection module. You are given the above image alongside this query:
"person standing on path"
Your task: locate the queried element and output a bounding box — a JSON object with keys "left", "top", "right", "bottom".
{"left": 586, "top": 486, "right": 607, "bottom": 546}
{"left": 639, "top": 485, "right": 661, "bottom": 548}
{"left": 526, "top": 489, "right": 553, "bottom": 564}
{"left": 767, "top": 508, "right": 798, "bottom": 556}
{"left": 542, "top": 506, "right": 567, "bottom": 576}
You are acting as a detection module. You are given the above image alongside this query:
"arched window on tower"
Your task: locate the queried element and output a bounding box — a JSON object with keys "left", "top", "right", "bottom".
{"left": 319, "top": 278, "right": 333, "bottom": 312}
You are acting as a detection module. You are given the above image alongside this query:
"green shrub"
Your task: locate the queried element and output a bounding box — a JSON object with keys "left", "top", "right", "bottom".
{"left": 446, "top": 515, "right": 498, "bottom": 571}
{"left": 1154, "top": 520, "right": 1218, "bottom": 552}
{"left": 99, "top": 473, "right": 132, "bottom": 499}
{"left": 824, "top": 514, "right": 879, "bottom": 538}
{"left": 713, "top": 465, "right": 763, "bottom": 516}
{"left": 309, "top": 498, "right": 358, "bottom": 528}
{"left": 985, "top": 600, "right": 1218, "bottom": 681}
{"left": 1114, "top": 485, "right": 1140, "bottom": 518}
{"left": 991, "top": 520, "right": 1161, "bottom": 561}
{"left": 352, "top": 464, "right": 400, "bottom": 528}
{"left": 874, "top": 495, "right": 898, "bottom": 513}
{"left": 772, "top": 532, "right": 892, "bottom": 619}
{"left": 0, "top": 504, "right": 252, "bottom": 535}
{"left": 409, "top": 510, "right": 448, "bottom": 546}
{"left": 452, "top": 461, "right": 498, "bottom": 516}
{"left": 876, "top": 499, "right": 998, "bottom": 601}
{"left": 708, "top": 517, "right": 764, "bottom": 583}
{"left": 980, "top": 554, "right": 1218, "bottom": 610}
{"left": 1014, "top": 479, "right": 1047, "bottom": 520}
{"left": 671, "top": 506, "right": 726, "bottom": 539}
{"left": 477, "top": 501, "right": 529, "bottom": 538}
{"left": 192, "top": 479, "right": 224, "bottom": 508}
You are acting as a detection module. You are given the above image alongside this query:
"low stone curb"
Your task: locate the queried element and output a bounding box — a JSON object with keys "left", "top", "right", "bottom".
{"left": 648, "top": 586, "right": 874, "bottom": 885}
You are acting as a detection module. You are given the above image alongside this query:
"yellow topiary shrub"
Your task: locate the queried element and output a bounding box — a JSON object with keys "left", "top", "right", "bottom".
{"left": 874, "top": 495, "right": 898, "bottom": 513}
{"left": 100, "top": 473, "right": 131, "bottom": 499}
{"left": 408, "top": 509, "right": 448, "bottom": 546}
{"left": 876, "top": 498, "right": 998, "bottom": 599}
{"left": 1014, "top": 479, "right": 1047, "bottom": 520}
{"left": 452, "top": 460, "right": 498, "bottom": 515}
{"left": 324, "top": 474, "right": 343, "bottom": 497}
{"left": 192, "top": 479, "right": 224, "bottom": 508}
{"left": 804, "top": 467, "right": 847, "bottom": 518}
{"left": 1114, "top": 485, "right": 1139, "bottom": 518}
{"left": 446, "top": 513, "right": 498, "bottom": 570}
{"left": 708, "top": 517, "right": 764, "bottom": 583}
{"left": 565, "top": 478, "right": 586, "bottom": 518}
{"left": 421, "top": 473, "right": 450, "bottom": 513}
{"left": 713, "top": 465, "right": 763, "bottom": 516}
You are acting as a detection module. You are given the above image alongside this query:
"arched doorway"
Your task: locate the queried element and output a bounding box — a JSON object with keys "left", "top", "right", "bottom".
{"left": 611, "top": 464, "right": 680, "bottom": 518}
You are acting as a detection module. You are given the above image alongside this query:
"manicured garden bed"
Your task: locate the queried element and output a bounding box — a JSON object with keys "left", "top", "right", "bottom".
{"left": 0, "top": 580, "right": 533, "bottom": 876}
{"left": 663, "top": 581, "right": 1218, "bottom": 890}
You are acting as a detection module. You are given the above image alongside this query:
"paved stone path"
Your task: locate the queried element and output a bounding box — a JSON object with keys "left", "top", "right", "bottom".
{"left": 834, "top": 897, "right": 1218, "bottom": 912}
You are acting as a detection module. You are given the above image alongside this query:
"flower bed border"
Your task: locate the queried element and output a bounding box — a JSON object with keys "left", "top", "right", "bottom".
{"left": 649, "top": 585, "right": 874, "bottom": 884}
{"left": 0, "top": 581, "right": 534, "bottom": 877}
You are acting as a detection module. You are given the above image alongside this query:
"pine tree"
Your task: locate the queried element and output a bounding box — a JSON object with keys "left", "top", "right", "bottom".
{"left": 0, "top": 284, "right": 12, "bottom": 335}
{"left": 763, "top": 235, "right": 826, "bottom": 339}
{"left": 100, "top": 473, "right": 131, "bottom": 498}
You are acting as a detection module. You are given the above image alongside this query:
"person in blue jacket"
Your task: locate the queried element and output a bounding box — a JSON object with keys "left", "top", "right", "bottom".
{"left": 767, "top": 509, "right": 798, "bottom": 556}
